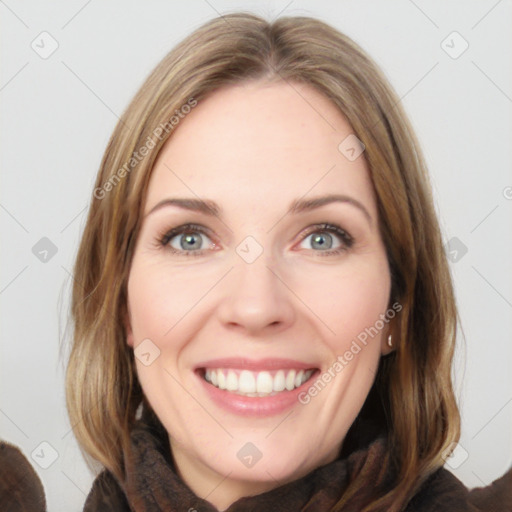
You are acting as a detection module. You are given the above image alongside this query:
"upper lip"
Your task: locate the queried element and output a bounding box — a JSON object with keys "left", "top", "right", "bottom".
{"left": 195, "top": 358, "right": 318, "bottom": 371}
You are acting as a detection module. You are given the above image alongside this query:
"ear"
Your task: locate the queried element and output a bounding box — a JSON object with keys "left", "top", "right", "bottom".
{"left": 124, "top": 305, "right": 135, "bottom": 348}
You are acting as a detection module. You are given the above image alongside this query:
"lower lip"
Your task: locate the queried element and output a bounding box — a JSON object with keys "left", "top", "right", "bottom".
{"left": 195, "top": 369, "right": 319, "bottom": 417}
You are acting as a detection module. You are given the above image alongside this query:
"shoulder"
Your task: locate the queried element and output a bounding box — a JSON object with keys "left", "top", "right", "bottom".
{"left": 406, "top": 466, "right": 512, "bottom": 512}
{"left": 83, "top": 470, "right": 131, "bottom": 512}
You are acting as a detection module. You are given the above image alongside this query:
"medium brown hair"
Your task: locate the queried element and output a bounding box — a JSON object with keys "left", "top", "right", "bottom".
{"left": 66, "top": 12, "right": 460, "bottom": 511}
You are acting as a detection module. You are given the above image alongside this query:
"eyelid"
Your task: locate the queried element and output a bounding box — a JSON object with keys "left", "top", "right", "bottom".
{"left": 300, "top": 223, "right": 353, "bottom": 242}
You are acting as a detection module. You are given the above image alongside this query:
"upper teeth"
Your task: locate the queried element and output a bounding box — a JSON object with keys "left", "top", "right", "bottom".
{"left": 204, "top": 368, "right": 314, "bottom": 396}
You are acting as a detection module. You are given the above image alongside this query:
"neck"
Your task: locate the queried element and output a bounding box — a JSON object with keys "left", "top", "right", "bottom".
{"left": 170, "top": 440, "right": 279, "bottom": 510}
{"left": 168, "top": 435, "right": 342, "bottom": 511}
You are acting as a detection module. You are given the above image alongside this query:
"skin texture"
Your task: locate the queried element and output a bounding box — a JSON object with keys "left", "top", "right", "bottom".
{"left": 126, "top": 80, "right": 393, "bottom": 510}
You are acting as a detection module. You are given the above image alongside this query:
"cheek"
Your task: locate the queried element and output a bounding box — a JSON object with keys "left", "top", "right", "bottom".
{"left": 127, "top": 261, "right": 204, "bottom": 442}
{"left": 292, "top": 257, "right": 391, "bottom": 350}
{"left": 127, "top": 259, "right": 210, "bottom": 342}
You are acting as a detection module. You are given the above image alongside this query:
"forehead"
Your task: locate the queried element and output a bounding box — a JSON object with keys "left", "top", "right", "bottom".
{"left": 145, "top": 80, "right": 376, "bottom": 218}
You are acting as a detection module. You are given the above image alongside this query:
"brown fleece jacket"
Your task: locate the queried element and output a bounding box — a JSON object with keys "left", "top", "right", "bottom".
{"left": 0, "top": 441, "right": 46, "bottom": 512}
{"left": 81, "top": 411, "right": 512, "bottom": 512}
{"left": 2, "top": 420, "right": 511, "bottom": 511}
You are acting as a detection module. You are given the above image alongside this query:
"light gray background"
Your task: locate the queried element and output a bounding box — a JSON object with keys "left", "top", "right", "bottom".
{"left": 1, "top": 1, "right": 511, "bottom": 510}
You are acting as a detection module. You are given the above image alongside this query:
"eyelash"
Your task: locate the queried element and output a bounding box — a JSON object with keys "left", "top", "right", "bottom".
{"left": 300, "top": 223, "right": 354, "bottom": 256}
{"left": 158, "top": 222, "right": 354, "bottom": 257}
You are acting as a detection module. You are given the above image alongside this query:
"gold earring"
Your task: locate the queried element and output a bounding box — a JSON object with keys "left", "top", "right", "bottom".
{"left": 387, "top": 334, "right": 393, "bottom": 348}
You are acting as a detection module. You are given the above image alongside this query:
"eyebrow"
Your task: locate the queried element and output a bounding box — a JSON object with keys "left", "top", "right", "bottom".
{"left": 289, "top": 195, "right": 372, "bottom": 225}
{"left": 146, "top": 194, "right": 372, "bottom": 225}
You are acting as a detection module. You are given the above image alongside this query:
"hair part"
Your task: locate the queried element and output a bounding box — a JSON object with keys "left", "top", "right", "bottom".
{"left": 66, "top": 12, "right": 460, "bottom": 511}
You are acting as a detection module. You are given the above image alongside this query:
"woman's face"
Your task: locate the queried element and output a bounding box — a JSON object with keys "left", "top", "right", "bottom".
{"left": 126, "top": 80, "right": 392, "bottom": 506}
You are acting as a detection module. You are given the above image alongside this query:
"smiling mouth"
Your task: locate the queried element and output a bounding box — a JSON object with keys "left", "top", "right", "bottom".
{"left": 198, "top": 367, "right": 317, "bottom": 397}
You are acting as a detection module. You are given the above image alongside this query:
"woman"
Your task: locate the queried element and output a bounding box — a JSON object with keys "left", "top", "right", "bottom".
{"left": 66, "top": 13, "right": 511, "bottom": 512}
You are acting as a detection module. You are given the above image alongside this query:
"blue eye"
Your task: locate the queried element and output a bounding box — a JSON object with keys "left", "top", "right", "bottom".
{"left": 298, "top": 223, "right": 353, "bottom": 255}
{"left": 161, "top": 223, "right": 215, "bottom": 256}
{"left": 169, "top": 231, "right": 210, "bottom": 251}
{"left": 159, "top": 222, "right": 353, "bottom": 257}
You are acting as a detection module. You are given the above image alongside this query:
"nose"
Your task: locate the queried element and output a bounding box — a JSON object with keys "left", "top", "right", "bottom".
{"left": 216, "top": 253, "right": 296, "bottom": 335}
